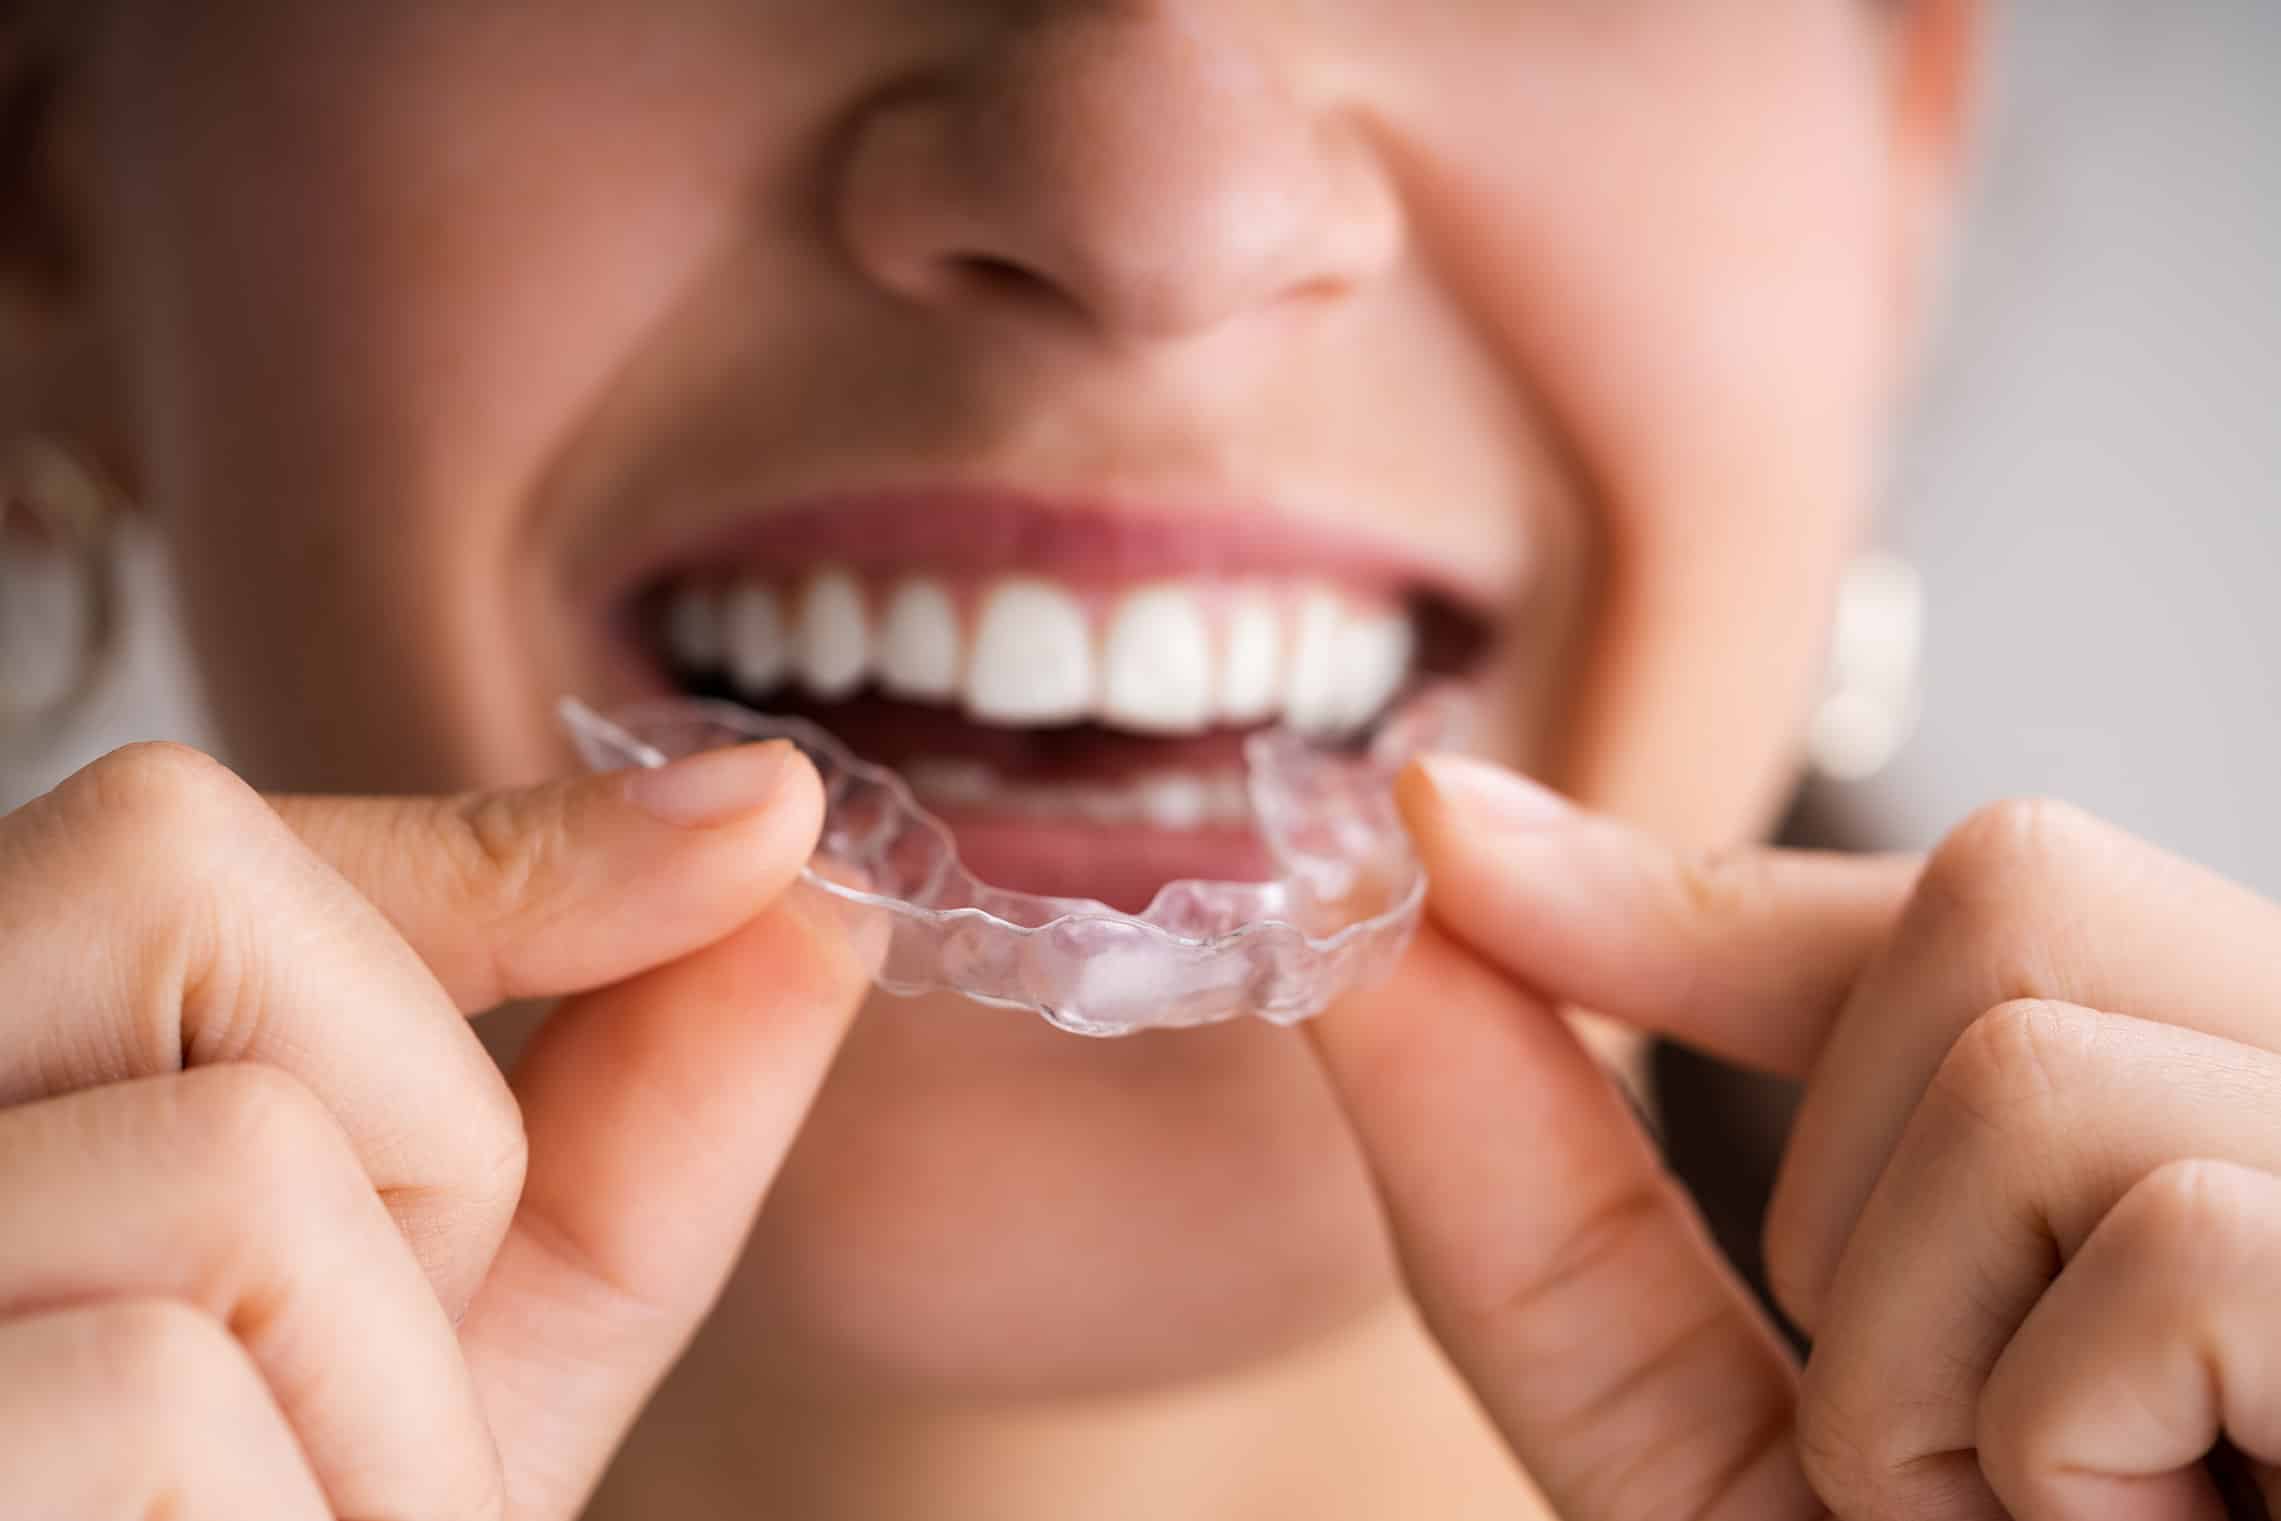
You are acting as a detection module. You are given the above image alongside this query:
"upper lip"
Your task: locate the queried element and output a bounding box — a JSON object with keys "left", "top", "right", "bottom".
{"left": 595, "top": 482, "right": 1514, "bottom": 617}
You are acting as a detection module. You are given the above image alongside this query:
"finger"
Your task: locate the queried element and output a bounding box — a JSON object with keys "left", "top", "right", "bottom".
{"left": 1796, "top": 1004, "right": 2281, "bottom": 1521}
{"left": 1396, "top": 754, "right": 1916, "bottom": 1078}
{"left": 1772, "top": 800, "right": 2281, "bottom": 1327}
{"left": 0, "top": 743, "right": 524, "bottom": 1311}
{"left": 0, "top": 1300, "right": 327, "bottom": 1521}
{"left": 1309, "top": 926, "right": 1823, "bottom": 1521}
{"left": 459, "top": 881, "right": 872, "bottom": 1519}
{"left": 1981, "top": 1160, "right": 2281, "bottom": 1521}
{"left": 273, "top": 738, "right": 817, "bottom": 1014}
{"left": 0, "top": 1066, "right": 501, "bottom": 1518}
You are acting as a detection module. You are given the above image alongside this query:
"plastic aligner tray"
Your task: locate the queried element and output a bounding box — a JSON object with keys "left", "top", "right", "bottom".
{"left": 560, "top": 689, "right": 1463, "bottom": 1037}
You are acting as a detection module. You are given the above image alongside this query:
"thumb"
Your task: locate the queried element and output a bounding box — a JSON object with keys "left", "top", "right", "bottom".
{"left": 1397, "top": 754, "right": 1919, "bottom": 1078}
{"left": 273, "top": 741, "right": 822, "bottom": 1013}
{"left": 458, "top": 881, "right": 872, "bottom": 1520}
{"left": 1312, "top": 928, "right": 1822, "bottom": 1521}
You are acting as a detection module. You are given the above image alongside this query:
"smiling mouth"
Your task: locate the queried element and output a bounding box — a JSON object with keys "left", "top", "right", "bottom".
{"left": 627, "top": 492, "right": 1494, "bottom": 905}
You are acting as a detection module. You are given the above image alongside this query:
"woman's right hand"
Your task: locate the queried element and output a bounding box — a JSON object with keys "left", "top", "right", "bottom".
{"left": 0, "top": 738, "right": 872, "bottom": 1519}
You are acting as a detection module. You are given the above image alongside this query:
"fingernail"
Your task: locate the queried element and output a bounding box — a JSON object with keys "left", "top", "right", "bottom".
{"left": 623, "top": 742, "right": 795, "bottom": 828}
{"left": 1409, "top": 753, "right": 1574, "bottom": 829}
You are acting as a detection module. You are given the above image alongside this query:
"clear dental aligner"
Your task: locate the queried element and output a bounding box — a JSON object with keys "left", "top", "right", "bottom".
{"left": 559, "top": 689, "right": 1463, "bottom": 1037}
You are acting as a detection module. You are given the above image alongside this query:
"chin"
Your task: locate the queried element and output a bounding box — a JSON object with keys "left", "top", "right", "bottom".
{"left": 718, "top": 981, "right": 1403, "bottom": 1400}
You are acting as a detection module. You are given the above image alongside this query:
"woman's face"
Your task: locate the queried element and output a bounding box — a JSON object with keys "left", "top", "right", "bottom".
{"left": 19, "top": 0, "right": 1965, "bottom": 1395}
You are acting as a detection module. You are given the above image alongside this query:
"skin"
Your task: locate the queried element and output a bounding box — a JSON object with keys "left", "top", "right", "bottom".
{"left": 17, "top": 2, "right": 2275, "bottom": 1519}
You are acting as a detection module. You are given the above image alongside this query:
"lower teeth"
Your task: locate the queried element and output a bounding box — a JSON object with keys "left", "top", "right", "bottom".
{"left": 902, "top": 759, "right": 1252, "bottom": 831}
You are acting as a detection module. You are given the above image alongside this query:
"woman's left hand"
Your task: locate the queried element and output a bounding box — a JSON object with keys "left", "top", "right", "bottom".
{"left": 1312, "top": 758, "right": 2281, "bottom": 1521}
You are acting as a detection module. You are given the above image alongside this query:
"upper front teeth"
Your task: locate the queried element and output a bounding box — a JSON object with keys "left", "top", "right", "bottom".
{"left": 721, "top": 582, "right": 789, "bottom": 691}
{"left": 879, "top": 580, "right": 960, "bottom": 701}
{"left": 795, "top": 570, "right": 870, "bottom": 699}
{"left": 663, "top": 571, "right": 1416, "bottom": 735}
{"left": 1215, "top": 594, "right": 1283, "bottom": 725}
{"left": 967, "top": 580, "right": 1096, "bottom": 725}
{"left": 1101, "top": 584, "right": 1216, "bottom": 734}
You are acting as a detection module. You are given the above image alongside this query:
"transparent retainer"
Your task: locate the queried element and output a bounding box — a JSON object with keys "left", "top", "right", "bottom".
{"left": 560, "top": 689, "right": 1464, "bottom": 1038}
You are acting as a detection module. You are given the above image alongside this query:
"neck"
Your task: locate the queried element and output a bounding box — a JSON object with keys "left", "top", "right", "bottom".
{"left": 590, "top": 1296, "right": 1546, "bottom": 1521}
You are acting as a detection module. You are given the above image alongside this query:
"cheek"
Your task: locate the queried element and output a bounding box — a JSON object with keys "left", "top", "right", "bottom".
{"left": 1380, "top": 2, "right": 1898, "bottom": 840}
{"left": 91, "top": 5, "right": 786, "bottom": 785}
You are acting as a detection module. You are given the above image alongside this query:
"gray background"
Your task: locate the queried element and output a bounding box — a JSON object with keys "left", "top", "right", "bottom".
{"left": 9, "top": 3, "right": 2281, "bottom": 892}
{"left": 1836, "top": 0, "right": 2281, "bottom": 891}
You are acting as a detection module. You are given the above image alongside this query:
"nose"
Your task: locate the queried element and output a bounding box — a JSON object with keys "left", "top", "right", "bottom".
{"left": 835, "top": 7, "right": 1403, "bottom": 343}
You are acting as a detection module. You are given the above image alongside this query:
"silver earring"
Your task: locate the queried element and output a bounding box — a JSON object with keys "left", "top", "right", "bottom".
{"left": 1807, "top": 550, "right": 1924, "bottom": 783}
{"left": 1, "top": 437, "right": 122, "bottom": 730}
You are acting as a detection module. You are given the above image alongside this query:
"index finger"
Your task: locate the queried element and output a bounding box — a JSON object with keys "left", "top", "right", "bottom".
{"left": 0, "top": 744, "right": 522, "bottom": 1313}
{"left": 1398, "top": 754, "right": 1918, "bottom": 1077}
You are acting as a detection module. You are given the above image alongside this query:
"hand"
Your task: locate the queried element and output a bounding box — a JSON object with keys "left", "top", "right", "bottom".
{"left": 1311, "top": 755, "right": 2281, "bottom": 1520}
{"left": 0, "top": 740, "right": 871, "bottom": 1518}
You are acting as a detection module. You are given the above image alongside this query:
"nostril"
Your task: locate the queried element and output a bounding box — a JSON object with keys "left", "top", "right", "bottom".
{"left": 835, "top": 17, "right": 1404, "bottom": 342}
{"left": 943, "top": 252, "right": 1088, "bottom": 321}
{"left": 951, "top": 253, "right": 1046, "bottom": 296}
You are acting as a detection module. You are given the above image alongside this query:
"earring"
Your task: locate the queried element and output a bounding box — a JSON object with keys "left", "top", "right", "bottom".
{"left": 1, "top": 437, "right": 121, "bottom": 729}
{"left": 1808, "top": 549, "right": 1925, "bottom": 783}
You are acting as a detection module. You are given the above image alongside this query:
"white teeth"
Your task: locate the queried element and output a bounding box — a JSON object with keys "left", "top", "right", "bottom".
{"left": 796, "top": 569, "right": 870, "bottom": 698}
{"left": 1216, "top": 592, "right": 1282, "bottom": 724}
{"left": 722, "top": 580, "right": 789, "bottom": 693}
{"left": 1070, "top": 784, "right": 1134, "bottom": 825}
{"left": 903, "top": 758, "right": 996, "bottom": 809}
{"left": 1100, "top": 584, "right": 1215, "bottom": 735}
{"left": 1138, "top": 774, "right": 1211, "bottom": 830}
{"left": 667, "top": 570, "right": 1418, "bottom": 735}
{"left": 879, "top": 579, "right": 962, "bottom": 702}
{"left": 1334, "top": 612, "right": 1416, "bottom": 729}
{"left": 905, "top": 760, "right": 1249, "bottom": 831}
{"left": 666, "top": 587, "right": 724, "bottom": 670}
{"left": 965, "top": 579, "right": 1095, "bottom": 724}
{"left": 1283, "top": 587, "right": 1348, "bottom": 733}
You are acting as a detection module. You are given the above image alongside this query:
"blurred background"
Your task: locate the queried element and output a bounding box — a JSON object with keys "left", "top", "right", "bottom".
{"left": 1837, "top": 0, "right": 2281, "bottom": 893}
{"left": 7, "top": 2, "right": 2280, "bottom": 890}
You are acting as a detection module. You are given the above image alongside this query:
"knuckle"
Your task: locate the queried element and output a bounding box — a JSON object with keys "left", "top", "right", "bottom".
{"left": 1661, "top": 847, "right": 1788, "bottom": 1011}
{"left": 79, "top": 742, "right": 264, "bottom": 850}
{"left": 1668, "top": 844, "right": 1768, "bottom": 926}
{"left": 2112, "top": 1159, "right": 2260, "bottom": 1263}
{"left": 466, "top": 1089, "right": 531, "bottom": 1224}
{"left": 1796, "top": 1360, "right": 1953, "bottom": 1520}
{"left": 1919, "top": 798, "right": 2108, "bottom": 927}
{"left": 88, "top": 1299, "right": 261, "bottom": 1427}
{"left": 1927, "top": 1000, "right": 2092, "bottom": 1133}
{"left": 442, "top": 786, "right": 576, "bottom": 931}
{"left": 174, "top": 1064, "right": 364, "bottom": 1220}
{"left": 1793, "top": 1367, "right": 1886, "bottom": 1517}
{"left": 1894, "top": 800, "right": 2127, "bottom": 1028}
{"left": 1437, "top": 1179, "right": 1669, "bottom": 1331}
{"left": 62, "top": 1301, "right": 332, "bottom": 1521}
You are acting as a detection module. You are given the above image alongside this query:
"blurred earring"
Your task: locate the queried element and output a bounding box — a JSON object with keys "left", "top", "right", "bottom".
{"left": 1, "top": 436, "right": 121, "bottom": 730}
{"left": 1807, "top": 550, "right": 1925, "bottom": 783}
